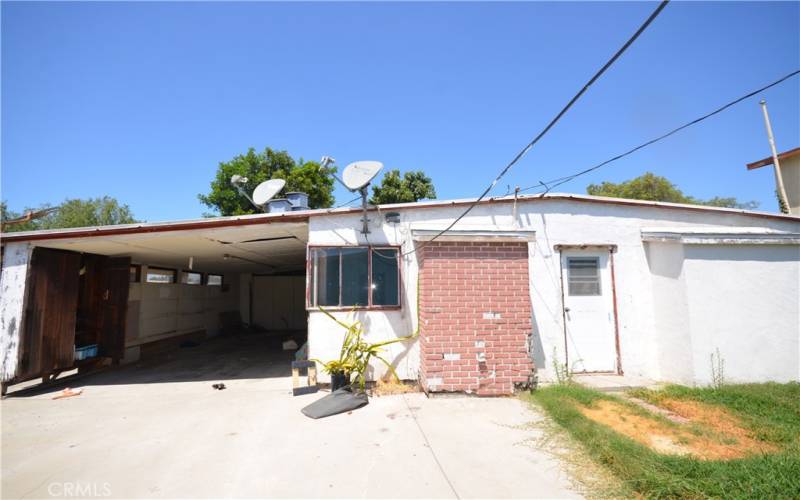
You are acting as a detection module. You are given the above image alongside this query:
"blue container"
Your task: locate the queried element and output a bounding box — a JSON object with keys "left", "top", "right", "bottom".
{"left": 267, "top": 199, "right": 291, "bottom": 213}
{"left": 75, "top": 344, "right": 98, "bottom": 361}
{"left": 286, "top": 192, "right": 309, "bottom": 210}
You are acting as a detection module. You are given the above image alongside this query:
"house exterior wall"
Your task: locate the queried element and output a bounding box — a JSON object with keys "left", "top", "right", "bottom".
{"left": 681, "top": 245, "right": 798, "bottom": 383}
{"left": 418, "top": 241, "right": 533, "bottom": 395}
{"left": 780, "top": 156, "right": 800, "bottom": 215}
{"left": 307, "top": 198, "right": 800, "bottom": 389}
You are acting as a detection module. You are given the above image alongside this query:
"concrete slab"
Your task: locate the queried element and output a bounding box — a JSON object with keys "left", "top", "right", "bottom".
{"left": 2, "top": 335, "right": 582, "bottom": 499}
{"left": 573, "top": 373, "right": 662, "bottom": 392}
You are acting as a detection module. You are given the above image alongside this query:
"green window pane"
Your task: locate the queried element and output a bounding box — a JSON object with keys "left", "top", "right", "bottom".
{"left": 341, "top": 248, "right": 369, "bottom": 306}
{"left": 315, "top": 248, "right": 340, "bottom": 306}
{"left": 371, "top": 249, "right": 399, "bottom": 306}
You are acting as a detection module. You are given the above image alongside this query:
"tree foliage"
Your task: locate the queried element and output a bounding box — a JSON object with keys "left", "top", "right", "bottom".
{"left": 586, "top": 172, "right": 759, "bottom": 210}
{"left": 369, "top": 169, "right": 437, "bottom": 205}
{"left": 1, "top": 197, "right": 137, "bottom": 232}
{"left": 198, "top": 147, "right": 336, "bottom": 216}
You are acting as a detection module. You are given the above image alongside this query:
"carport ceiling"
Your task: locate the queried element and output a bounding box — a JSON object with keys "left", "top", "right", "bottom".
{"left": 30, "top": 222, "right": 308, "bottom": 273}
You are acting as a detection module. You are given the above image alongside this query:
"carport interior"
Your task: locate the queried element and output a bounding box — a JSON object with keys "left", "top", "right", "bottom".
{"left": 5, "top": 220, "right": 309, "bottom": 392}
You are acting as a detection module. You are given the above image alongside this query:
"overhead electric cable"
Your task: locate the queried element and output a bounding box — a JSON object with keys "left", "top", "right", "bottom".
{"left": 514, "top": 69, "right": 800, "bottom": 195}
{"left": 390, "top": 0, "right": 669, "bottom": 257}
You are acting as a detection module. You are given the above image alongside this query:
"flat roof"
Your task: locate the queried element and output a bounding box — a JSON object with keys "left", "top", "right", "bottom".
{"left": 2, "top": 192, "right": 798, "bottom": 243}
{"left": 747, "top": 147, "right": 800, "bottom": 170}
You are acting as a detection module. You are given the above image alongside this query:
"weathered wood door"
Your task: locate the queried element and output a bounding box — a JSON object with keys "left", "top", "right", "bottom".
{"left": 100, "top": 257, "right": 130, "bottom": 361}
{"left": 18, "top": 248, "right": 81, "bottom": 380}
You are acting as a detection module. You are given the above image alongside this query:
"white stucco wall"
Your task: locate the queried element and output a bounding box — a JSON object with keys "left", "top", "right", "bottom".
{"left": 0, "top": 243, "right": 31, "bottom": 382}
{"left": 683, "top": 245, "right": 799, "bottom": 383}
{"left": 307, "top": 197, "right": 800, "bottom": 385}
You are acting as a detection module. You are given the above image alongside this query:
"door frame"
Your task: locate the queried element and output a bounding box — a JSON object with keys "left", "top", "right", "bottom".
{"left": 555, "top": 244, "right": 623, "bottom": 375}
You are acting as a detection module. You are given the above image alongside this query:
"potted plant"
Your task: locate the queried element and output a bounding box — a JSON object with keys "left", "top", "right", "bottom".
{"left": 317, "top": 359, "right": 355, "bottom": 391}
{"left": 314, "top": 307, "right": 418, "bottom": 392}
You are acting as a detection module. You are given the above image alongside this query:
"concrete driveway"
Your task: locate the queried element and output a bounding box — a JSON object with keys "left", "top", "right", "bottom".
{"left": 2, "top": 337, "right": 581, "bottom": 499}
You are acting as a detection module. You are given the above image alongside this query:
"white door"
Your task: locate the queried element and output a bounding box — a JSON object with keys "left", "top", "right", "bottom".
{"left": 561, "top": 250, "right": 617, "bottom": 373}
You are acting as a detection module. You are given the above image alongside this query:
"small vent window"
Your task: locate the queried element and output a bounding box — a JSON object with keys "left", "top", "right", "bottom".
{"left": 567, "top": 257, "right": 601, "bottom": 296}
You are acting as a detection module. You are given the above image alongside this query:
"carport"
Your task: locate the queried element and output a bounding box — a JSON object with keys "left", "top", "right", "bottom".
{"left": 0, "top": 213, "right": 311, "bottom": 394}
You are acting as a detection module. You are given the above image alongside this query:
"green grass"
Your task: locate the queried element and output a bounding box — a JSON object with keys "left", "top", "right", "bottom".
{"left": 528, "top": 383, "right": 800, "bottom": 499}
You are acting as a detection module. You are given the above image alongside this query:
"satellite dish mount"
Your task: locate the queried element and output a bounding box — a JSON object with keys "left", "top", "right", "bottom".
{"left": 230, "top": 175, "right": 286, "bottom": 213}
{"left": 336, "top": 160, "right": 383, "bottom": 234}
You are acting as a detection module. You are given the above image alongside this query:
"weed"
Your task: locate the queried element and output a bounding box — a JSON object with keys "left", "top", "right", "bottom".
{"left": 710, "top": 347, "right": 725, "bottom": 389}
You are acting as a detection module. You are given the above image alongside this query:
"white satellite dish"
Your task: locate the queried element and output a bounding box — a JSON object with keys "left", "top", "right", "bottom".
{"left": 253, "top": 179, "right": 286, "bottom": 206}
{"left": 342, "top": 161, "right": 383, "bottom": 191}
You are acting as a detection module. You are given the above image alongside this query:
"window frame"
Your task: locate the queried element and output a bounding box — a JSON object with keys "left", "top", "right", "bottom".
{"left": 145, "top": 266, "right": 177, "bottom": 284}
{"left": 566, "top": 256, "right": 602, "bottom": 296}
{"left": 181, "top": 270, "right": 204, "bottom": 285}
{"left": 306, "top": 244, "right": 402, "bottom": 311}
{"left": 206, "top": 274, "right": 224, "bottom": 286}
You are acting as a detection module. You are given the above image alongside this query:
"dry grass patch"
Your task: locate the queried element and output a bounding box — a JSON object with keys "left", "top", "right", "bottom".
{"left": 373, "top": 378, "right": 418, "bottom": 396}
{"left": 579, "top": 398, "right": 776, "bottom": 460}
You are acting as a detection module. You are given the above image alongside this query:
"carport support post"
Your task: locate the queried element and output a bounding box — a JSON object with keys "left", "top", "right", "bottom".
{"left": 0, "top": 243, "right": 32, "bottom": 387}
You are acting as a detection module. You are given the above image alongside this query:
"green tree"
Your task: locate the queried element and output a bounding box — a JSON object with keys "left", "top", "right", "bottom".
{"left": 586, "top": 172, "right": 758, "bottom": 210}
{"left": 370, "top": 169, "right": 437, "bottom": 205}
{"left": 1, "top": 197, "right": 137, "bottom": 232}
{"left": 198, "top": 147, "right": 336, "bottom": 216}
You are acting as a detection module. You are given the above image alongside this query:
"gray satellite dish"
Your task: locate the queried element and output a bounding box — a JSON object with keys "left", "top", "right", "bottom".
{"left": 336, "top": 160, "right": 384, "bottom": 235}
{"left": 342, "top": 161, "right": 383, "bottom": 191}
{"left": 253, "top": 179, "right": 286, "bottom": 206}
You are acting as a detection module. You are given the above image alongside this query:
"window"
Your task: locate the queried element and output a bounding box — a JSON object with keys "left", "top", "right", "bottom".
{"left": 207, "top": 274, "right": 223, "bottom": 286}
{"left": 145, "top": 267, "right": 176, "bottom": 284}
{"left": 181, "top": 271, "right": 203, "bottom": 285}
{"left": 567, "top": 257, "right": 601, "bottom": 296}
{"left": 310, "top": 247, "right": 400, "bottom": 308}
{"left": 129, "top": 265, "right": 141, "bottom": 283}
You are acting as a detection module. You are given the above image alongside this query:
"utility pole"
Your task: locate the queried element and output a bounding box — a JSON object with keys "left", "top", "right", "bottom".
{"left": 759, "top": 99, "right": 790, "bottom": 212}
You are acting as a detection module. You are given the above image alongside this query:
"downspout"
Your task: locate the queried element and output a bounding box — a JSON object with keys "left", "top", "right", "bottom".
{"left": 609, "top": 249, "right": 624, "bottom": 375}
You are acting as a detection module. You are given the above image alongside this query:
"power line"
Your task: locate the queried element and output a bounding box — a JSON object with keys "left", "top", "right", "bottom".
{"left": 390, "top": 0, "right": 669, "bottom": 257}
{"left": 515, "top": 69, "right": 800, "bottom": 195}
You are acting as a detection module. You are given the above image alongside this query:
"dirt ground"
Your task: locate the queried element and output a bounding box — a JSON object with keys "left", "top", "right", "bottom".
{"left": 579, "top": 398, "right": 776, "bottom": 460}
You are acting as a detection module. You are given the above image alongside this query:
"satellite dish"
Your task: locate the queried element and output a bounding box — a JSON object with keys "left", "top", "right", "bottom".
{"left": 252, "top": 179, "right": 286, "bottom": 206}
{"left": 342, "top": 161, "right": 383, "bottom": 191}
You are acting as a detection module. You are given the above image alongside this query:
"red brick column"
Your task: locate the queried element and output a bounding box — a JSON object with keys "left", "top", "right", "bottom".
{"left": 418, "top": 241, "right": 533, "bottom": 395}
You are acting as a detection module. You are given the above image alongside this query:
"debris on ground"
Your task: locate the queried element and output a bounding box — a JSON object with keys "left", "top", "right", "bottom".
{"left": 282, "top": 339, "right": 299, "bottom": 351}
{"left": 579, "top": 399, "right": 777, "bottom": 460}
{"left": 212, "top": 383, "right": 227, "bottom": 390}
{"left": 374, "top": 378, "right": 418, "bottom": 396}
{"left": 301, "top": 386, "right": 368, "bottom": 419}
{"left": 52, "top": 388, "right": 83, "bottom": 400}
{"left": 294, "top": 342, "right": 308, "bottom": 361}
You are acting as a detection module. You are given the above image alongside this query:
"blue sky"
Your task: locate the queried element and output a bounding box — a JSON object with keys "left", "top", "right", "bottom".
{"left": 2, "top": 1, "right": 798, "bottom": 222}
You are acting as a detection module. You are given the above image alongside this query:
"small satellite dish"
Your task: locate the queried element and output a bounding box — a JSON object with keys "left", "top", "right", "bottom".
{"left": 253, "top": 179, "right": 286, "bottom": 206}
{"left": 342, "top": 161, "right": 383, "bottom": 191}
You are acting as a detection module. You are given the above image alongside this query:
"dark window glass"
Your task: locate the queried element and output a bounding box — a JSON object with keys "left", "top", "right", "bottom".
{"left": 129, "top": 265, "right": 141, "bottom": 283}
{"left": 314, "top": 248, "right": 340, "bottom": 306}
{"left": 340, "top": 248, "right": 369, "bottom": 306}
{"left": 567, "top": 258, "right": 601, "bottom": 296}
{"left": 371, "top": 249, "right": 399, "bottom": 306}
{"left": 181, "top": 271, "right": 203, "bottom": 285}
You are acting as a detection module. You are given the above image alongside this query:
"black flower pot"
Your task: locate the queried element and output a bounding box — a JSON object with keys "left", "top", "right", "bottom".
{"left": 330, "top": 372, "right": 350, "bottom": 391}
